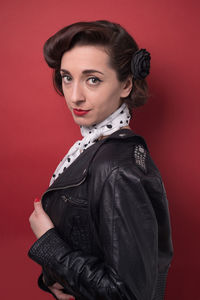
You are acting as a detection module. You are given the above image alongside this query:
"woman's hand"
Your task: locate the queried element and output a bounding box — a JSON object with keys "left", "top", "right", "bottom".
{"left": 48, "top": 282, "right": 75, "bottom": 300}
{"left": 30, "top": 206, "right": 75, "bottom": 299}
{"left": 29, "top": 198, "right": 54, "bottom": 239}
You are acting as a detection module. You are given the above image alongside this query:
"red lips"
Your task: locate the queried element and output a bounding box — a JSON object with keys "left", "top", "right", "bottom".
{"left": 73, "top": 109, "right": 90, "bottom": 116}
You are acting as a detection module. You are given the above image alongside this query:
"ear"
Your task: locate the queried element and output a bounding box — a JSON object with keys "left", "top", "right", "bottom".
{"left": 120, "top": 75, "right": 133, "bottom": 98}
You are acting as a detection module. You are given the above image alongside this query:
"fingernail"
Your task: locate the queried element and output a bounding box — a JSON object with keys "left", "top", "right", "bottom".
{"left": 34, "top": 198, "right": 40, "bottom": 202}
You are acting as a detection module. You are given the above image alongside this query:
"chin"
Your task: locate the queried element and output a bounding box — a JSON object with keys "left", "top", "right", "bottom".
{"left": 72, "top": 112, "right": 103, "bottom": 127}
{"left": 73, "top": 117, "right": 94, "bottom": 127}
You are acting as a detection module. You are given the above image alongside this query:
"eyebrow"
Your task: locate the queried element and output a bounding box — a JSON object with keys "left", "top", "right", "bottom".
{"left": 60, "top": 69, "right": 104, "bottom": 75}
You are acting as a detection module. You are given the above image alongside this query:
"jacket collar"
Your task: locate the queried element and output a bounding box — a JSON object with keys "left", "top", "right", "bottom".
{"left": 46, "top": 129, "right": 148, "bottom": 191}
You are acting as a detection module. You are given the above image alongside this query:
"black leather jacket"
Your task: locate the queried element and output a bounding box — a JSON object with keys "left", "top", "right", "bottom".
{"left": 28, "top": 129, "right": 173, "bottom": 300}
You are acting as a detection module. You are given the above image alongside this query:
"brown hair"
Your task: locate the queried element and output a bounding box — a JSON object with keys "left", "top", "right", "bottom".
{"left": 43, "top": 20, "right": 149, "bottom": 114}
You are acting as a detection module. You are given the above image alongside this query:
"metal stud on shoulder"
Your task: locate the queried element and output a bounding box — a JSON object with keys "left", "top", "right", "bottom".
{"left": 134, "top": 144, "right": 147, "bottom": 172}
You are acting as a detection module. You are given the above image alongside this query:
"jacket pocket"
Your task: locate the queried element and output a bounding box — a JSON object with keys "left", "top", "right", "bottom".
{"left": 60, "top": 194, "right": 88, "bottom": 208}
{"left": 59, "top": 193, "right": 92, "bottom": 253}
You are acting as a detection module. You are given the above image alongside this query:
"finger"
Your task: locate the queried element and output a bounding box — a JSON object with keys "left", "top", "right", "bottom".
{"left": 51, "top": 282, "right": 64, "bottom": 289}
{"left": 65, "top": 296, "right": 75, "bottom": 300}
{"left": 58, "top": 295, "right": 74, "bottom": 300}
{"left": 34, "top": 198, "right": 43, "bottom": 211}
{"left": 58, "top": 294, "right": 75, "bottom": 300}
{"left": 52, "top": 288, "right": 75, "bottom": 300}
{"left": 34, "top": 197, "right": 40, "bottom": 203}
{"left": 56, "top": 291, "right": 75, "bottom": 300}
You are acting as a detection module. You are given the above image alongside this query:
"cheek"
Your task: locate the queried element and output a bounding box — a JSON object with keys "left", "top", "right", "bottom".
{"left": 62, "top": 88, "right": 70, "bottom": 104}
{"left": 99, "top": 87, "right": 121, "bottom": 108}
{"left": 103, "top": 83, "right": 121, "bottom": 99}
{"left": 63, "top": 95, "right": 71, "bottom": 110}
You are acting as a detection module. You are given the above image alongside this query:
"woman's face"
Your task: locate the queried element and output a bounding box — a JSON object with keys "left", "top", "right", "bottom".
{"left": 60, "top": 45, "right": 132, "bottom": 127}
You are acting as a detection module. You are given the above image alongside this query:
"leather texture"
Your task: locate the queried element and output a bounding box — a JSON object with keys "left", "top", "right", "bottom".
{"left": 28, "top": 129, "right": 173, "bottom": 300}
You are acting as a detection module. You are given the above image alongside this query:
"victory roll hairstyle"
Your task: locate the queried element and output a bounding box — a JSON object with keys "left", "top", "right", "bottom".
{"left": 43, "top": 20, "right": 149, "bottom": 114}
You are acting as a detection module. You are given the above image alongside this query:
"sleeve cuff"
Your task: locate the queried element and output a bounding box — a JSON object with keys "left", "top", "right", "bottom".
{"left": 38, "top": 273, "right": 51, "bottom": 292}
{"left": 28, "top": 228, "right": 71, "bottom": 266}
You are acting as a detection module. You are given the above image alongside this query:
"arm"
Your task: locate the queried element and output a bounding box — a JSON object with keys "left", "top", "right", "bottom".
{"left": 28, "top": 164, "right": 163, "bottom": 300}
{"left": 29, "top": 201, "right": 76, "bottom": 300}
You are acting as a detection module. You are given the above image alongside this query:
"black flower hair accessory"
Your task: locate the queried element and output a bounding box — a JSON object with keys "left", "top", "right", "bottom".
{"left": 131, "top": 49, "right": 151, "bottom": 80}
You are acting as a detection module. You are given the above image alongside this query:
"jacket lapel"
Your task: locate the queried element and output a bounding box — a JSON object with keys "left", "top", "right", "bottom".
{"left": 46, "top": 129, "right": 148, "bottom": 191}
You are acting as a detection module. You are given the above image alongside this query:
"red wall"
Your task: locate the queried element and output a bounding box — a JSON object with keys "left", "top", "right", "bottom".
{"left": 1, "top": 0, "right": 199, "bottom": 299}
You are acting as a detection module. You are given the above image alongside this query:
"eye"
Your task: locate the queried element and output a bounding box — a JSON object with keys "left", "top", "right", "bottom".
{"left": 87, "top": 77, "right": 102, "bottom": 85}
{"left": 61, "top": 75, "right": 72, "bottom": 83}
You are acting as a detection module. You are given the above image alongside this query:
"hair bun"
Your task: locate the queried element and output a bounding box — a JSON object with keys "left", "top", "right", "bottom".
{"left": 131, "top": 48, "right": 151, "bottom": 80}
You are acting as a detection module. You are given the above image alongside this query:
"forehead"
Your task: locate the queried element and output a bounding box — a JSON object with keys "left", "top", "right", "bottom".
{"left": 60, "top": 45, "right": 111, "bottom": 70}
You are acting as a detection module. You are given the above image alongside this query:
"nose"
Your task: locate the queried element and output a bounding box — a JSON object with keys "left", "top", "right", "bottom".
{"left": 70, "top": 81, "right": 85, "bottom": 105}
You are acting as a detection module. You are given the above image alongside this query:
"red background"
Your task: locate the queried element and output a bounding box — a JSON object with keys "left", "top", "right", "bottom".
{"left": 1, "top": 0, "right": 199, "bottom": 299}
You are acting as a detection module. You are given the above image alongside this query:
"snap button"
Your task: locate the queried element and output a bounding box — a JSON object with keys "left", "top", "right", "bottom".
{"left": 60, "top": 195, "right": 69, "bottom": 202}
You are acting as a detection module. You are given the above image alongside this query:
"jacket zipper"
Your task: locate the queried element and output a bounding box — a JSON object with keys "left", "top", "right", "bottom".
{"left": 41, "top": 176, "right": 87, "bottom": 203}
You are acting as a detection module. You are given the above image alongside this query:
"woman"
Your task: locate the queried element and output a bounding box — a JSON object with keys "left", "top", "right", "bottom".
{"left": 28, "top": 20, "right": 173, "bottom": 300}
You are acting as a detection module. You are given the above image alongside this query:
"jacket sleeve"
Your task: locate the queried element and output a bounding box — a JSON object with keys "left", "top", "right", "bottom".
{"left": 28, "top": 165, "right": 168, "bottom": 300}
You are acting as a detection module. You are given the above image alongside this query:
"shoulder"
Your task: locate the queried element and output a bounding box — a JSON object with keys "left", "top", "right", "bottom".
{"left": 88, "top": 130, "right": 167, "bottom": 219}
{"left": 89, "top": 129, "right": 161, "bottom": 181}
